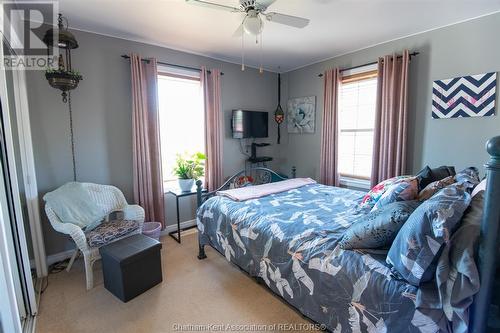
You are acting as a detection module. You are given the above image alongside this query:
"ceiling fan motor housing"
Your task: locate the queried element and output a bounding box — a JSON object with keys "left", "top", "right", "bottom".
{"left": 240, "top": 0, "right": 260, "bottom": 12}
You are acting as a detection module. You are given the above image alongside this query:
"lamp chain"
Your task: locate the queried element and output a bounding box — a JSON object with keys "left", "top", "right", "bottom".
{"left": 68, "top": 91, "right": 77, "bottom": 181}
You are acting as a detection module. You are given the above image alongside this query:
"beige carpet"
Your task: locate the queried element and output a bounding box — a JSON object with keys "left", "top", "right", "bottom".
{"left": 36, "top": 231, "right": 314, "bottom": 333}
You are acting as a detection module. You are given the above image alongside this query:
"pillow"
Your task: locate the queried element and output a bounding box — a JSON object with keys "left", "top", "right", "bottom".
{"left": 417, "top": 175, "right": 455, "bottom": 201}
{"left": 431, "top": 166, "right": 456, "bottom": 181}
{"left": 360, "top": 176, "right": 412, "bottom": 210}
{"left": 454, "top": 167, "right": 480, "bottom": 191}
{"left": 415, "top": 165, "right": 455, "bottom": 192}
{"left": 371, "top": 178, "right": 418, "bottom": 211}
{"left": 471, "top": 178, "right": 486, "bottom": 198}
{"left": 422, "top": 191, "right": 483, "bottom": 331}
{"left": 415, "top": 166, "right": 433, "bottom": 191}
{"left": 43, "top": 182, "right": 106, "bottom": 231}
{"left": 339, "top": 200, "right": 421, "bottom": 250}
{"left": 446, "top": 190, "right": 483, "bottom": 273}
{"left": 386, "top": 183, "right": 471, "bottom": 286}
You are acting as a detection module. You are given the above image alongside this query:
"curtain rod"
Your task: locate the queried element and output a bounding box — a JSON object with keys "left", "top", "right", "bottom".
{"left": 121, "top": 55, "right": 224, "bottom": 75}
{"left": 317, "top": 51, "right": 419, "bottom": 78}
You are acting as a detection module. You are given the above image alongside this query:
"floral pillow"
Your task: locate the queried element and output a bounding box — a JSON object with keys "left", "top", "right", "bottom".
{"left": 339, "top": 200, "right": 421, "bottom": 250}
{"left": 454, "top": 167, "right": 480, "bottom": 191}
{"left": 371, "top": 178, "right": 418, "bottom": 211}
{"left": 417, "top": 175, "right": 455, "bottom": 201}
{"left": 359, "top": 176, "right": 412, "bottom": 210}
{"left": 386, "top": 183, "right": 471, "bottom": 286}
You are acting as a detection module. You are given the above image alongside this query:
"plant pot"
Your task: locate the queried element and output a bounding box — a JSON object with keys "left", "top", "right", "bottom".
{"left": 178, "top": 179, "right": 194, "bottom": 192}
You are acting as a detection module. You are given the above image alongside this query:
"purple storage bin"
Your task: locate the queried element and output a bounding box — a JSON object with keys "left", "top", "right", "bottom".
{"left": 142, "top": 222, "right": 162, "bottom": 241}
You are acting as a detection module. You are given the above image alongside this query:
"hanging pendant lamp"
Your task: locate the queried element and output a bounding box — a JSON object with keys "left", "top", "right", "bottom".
{"left": 43, "top": 14, "right": 82, "bottom": 103}
{"left": 43, "top": 14, "right": 82, "bottom": 181}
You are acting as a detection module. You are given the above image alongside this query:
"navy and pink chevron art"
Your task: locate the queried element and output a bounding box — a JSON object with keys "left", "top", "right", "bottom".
{"left": 432, "top": 72, "right": 497, "bottom": 119}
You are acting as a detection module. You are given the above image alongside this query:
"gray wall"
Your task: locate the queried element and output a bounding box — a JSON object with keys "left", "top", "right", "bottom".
{"left": 26, "top": 30, "right": 281, "bottom": 256}
{"left": 28, "top": 13, "right": 500, "bottom": 256}
{"left": 278, "top": 13, "right": 500, "bottom": 180}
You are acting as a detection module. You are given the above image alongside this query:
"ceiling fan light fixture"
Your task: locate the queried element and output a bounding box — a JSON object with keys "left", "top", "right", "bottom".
{"left": 243, "top": 13, "right": 263, "bottom": 36}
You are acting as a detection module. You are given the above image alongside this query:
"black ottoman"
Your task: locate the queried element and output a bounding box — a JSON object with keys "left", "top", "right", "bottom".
{"left": 99, "top": 234, "right": 162, "bottom": 302}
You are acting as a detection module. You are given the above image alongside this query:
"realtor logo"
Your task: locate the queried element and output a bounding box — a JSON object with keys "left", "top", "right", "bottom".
{"left": 1, "top": 1, "right": 58, "bottom": 70}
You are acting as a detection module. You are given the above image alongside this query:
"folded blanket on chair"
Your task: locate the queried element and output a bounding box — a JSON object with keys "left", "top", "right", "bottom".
{"left": 43, "top": 182, "right": 106, "bottom": 230}
{"left": 217, "top": 178, "right": 316, "bottom": 201}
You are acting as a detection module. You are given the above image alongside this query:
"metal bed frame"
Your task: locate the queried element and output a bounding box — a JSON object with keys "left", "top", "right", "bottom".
{"left": 195, "top": 137, "right": 500, "bottom": 333}
{"left": 195, "top": 167, "right": 293, "bottom": 259}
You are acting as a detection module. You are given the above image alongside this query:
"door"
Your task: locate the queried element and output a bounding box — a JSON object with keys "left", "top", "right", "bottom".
{"left": 0, "top": 33, "right": 44, "bottom": 331}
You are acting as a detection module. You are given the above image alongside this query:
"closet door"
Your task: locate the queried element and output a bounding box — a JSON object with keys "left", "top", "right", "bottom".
{"left": 0, "top": 89, "right": 27, "bottom": 330}
{"left": 0, "top": 159, "right": 23, "bottom": 333}
{"left": 0, "top": 37, "right": 42, "bottom": 330}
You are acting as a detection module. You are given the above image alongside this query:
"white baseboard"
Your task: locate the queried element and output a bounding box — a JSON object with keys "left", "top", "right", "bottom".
{"left": 46, "top": 249, "right": 76, "bottom": 266}
{"left": 161, "top": 219, "right": 197, "bottom": 235}
{"left": 31, "top": 249, "right": 75, "bottom": 268}
{"left": 42, "top": 220, "right": 198, "bottom": 267}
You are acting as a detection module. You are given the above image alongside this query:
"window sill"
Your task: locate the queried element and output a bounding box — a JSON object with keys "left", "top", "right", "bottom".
{"left": 164, "top": 179, "right": 177, "bottom": 188}
{"left": 339, "top": 176, "right": 371, "bottom": 191}
{"left": 163, "top": 179, "right": 205, "bottom": 193}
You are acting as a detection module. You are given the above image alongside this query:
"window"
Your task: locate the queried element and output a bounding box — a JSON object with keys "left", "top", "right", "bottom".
{"left": 157, "top": 67, "right": 204, "bottom": 182}
{"left": 338, "top": 67, "right": 378, "bottom": 181}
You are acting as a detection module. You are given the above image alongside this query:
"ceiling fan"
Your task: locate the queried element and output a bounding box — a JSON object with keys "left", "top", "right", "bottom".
{"left": 185, "top": 0, "right": 310, "bottom": 36}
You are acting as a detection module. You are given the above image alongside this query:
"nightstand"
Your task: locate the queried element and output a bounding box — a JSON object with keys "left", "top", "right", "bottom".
{"left": 165, "top": 186, "right": 207, "bottom": 243}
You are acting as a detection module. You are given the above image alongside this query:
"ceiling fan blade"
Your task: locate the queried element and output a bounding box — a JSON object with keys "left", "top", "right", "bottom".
{"left": 232, "top": 23, "right": 244, "bottom": 37}
{"left": 255, "top": 0, "right": 277, "bottom": 11}
{"left": 185, "top": 0, "right": 241, "bottom": 12}
{"left": 265, "top": 12, "right": 310, "bottom": 28}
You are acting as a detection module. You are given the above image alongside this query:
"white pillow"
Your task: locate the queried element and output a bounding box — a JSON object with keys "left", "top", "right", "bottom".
{"left": 471, "top": 178, "right": 486, "bottom": 198}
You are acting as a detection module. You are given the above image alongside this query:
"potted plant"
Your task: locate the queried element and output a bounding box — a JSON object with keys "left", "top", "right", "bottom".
{"left": 173, "top": 152, "right": 206, "bottom": 192}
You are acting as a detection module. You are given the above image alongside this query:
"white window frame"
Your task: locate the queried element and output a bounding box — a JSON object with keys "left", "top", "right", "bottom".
{"left": 338, "top": 63, "right": 378, "bottom": 190}
{"left": 157, "top": 65, "right": 204, "bottom": 188}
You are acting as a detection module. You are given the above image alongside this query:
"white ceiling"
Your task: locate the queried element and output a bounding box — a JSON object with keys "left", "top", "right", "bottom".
{"left": 56, "top": 0, "right": 500, "bottom": 72}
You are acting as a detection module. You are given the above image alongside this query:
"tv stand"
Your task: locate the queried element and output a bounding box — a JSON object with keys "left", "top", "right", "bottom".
{"left": 248, "top": 156, "right": 273, "bottom": 163}
{"left": 248, "top": 143, "right": 272, "bottom": 165}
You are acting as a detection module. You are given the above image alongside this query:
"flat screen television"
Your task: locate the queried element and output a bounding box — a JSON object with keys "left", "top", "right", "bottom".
{"left": 232, "top": 110, "right": 268, "bottom": 139}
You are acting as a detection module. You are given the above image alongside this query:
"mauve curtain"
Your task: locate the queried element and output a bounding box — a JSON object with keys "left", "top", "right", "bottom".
{"left": 130, "top": 54, "right": 165, "bottom": 227}
{"left": 319, "top": 68, "right": 341, "bottom": 186}
{"left": 370, "top": 49, "right": 410, "bottom": 187}
{"left": 201, "top": 67, "right": 223, "bottom": 192}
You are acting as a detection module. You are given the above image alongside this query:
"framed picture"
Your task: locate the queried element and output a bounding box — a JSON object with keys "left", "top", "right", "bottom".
{"left": 432, "top": 72, "right": 496, "bottom": 118}
{"left": 287, "top": 96, "right": 316, "bottom": 133}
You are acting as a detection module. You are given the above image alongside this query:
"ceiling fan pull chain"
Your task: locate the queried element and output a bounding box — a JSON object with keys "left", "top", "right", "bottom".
{"left": 259, "top": 31, "right": 263, "bottom": 74}
{"left": 241, "top": 27, "right": 245, "bottom": 71}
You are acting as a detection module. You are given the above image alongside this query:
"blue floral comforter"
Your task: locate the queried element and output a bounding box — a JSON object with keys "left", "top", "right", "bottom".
{"left": 196, "top": 183, "right": 443, "bottom": 332}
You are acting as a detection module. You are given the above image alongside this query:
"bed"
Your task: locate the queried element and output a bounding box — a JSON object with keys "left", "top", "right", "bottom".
{"left": 195, "top": 137, "right": 500, "bottom": 333}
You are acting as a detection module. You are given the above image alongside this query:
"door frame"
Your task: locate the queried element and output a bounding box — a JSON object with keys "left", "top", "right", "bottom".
{"left": 9, "top": 51, "right": 48, "bottom": 278}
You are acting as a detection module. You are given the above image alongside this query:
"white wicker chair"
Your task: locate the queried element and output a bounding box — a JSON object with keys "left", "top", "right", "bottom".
{"left": 45, "top": 183, "right": 145, "bottom": 290}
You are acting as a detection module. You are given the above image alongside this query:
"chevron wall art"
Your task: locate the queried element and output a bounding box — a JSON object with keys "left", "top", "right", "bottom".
{"left": 432, "top": 72, "right": 497, "bottom": 119}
